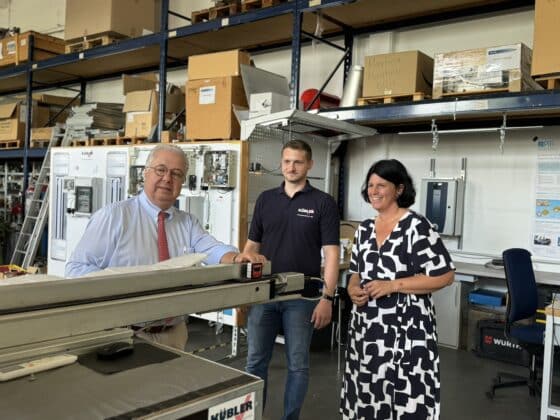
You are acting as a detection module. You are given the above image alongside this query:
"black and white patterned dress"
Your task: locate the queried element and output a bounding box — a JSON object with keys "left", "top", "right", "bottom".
{"left": 340, "top": 210, "right": 454, "bottom": 420}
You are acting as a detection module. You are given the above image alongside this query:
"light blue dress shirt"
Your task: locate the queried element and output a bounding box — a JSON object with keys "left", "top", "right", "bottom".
{"left": 65, "top": 191, "right": 237, "bottom": 277}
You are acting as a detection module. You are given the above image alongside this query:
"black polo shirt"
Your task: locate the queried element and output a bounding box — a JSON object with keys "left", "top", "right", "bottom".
{"left": 248, "top": 181, "right": 340, "bottom": 277}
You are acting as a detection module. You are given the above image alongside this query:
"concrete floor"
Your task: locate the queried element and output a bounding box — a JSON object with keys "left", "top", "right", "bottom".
{"left": 186, "top": 318, "right": 542, "bottom": 420}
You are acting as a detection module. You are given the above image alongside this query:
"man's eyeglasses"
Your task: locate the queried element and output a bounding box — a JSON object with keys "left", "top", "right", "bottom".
{"left": 147, "top": 165, "right": 185, "bottom": 181}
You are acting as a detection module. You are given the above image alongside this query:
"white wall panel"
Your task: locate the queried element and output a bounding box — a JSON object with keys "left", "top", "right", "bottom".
{"left": 344, "top": 128, "right": 550, "bottom": 262}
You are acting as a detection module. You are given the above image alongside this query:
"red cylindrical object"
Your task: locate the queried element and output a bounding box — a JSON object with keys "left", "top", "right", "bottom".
{"left": 300, "top": 89, "right": 340, "bottom": 110}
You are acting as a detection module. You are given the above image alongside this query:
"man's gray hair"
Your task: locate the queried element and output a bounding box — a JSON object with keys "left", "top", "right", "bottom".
{"left": 145, "top": 144, "right": 188, "bottom": 173}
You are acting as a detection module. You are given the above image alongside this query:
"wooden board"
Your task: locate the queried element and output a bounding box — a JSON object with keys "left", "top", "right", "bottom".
{"left": 0, "top": 140, "right": 21, "bottom": 149}
{"left": 439, "top": 86, "right": 521, "bottom": 97}
{"left": 192, "top": 1, "right": 241, "bottom": 23}
{"left": 534, "top": 74, "right": 560, "bottom": 90}
{"left": 358, "top": 92, "right": 428, "bottom": 105}
{"left": 241, "top": 0, "right": 284, "bottom": 13}
{"left": 30, "top": 139, "right": 50, "bottom": 148}
{"left": 65, "top": 32, "right": 128, "bottom": 54}
{"left": 69, "top": 136, "right": 148, "bottom": 147}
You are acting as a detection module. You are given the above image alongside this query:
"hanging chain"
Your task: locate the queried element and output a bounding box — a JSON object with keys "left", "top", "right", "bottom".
{"left": 499, "top": 113, "right": 507, "bottom": 153}
{"left": 431, "top": 119, "right": 439, "bottom": 151}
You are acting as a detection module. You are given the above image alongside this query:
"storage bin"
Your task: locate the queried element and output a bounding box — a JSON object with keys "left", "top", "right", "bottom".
{"left": 468, "top": 289, "right": 505, "bottom": 307}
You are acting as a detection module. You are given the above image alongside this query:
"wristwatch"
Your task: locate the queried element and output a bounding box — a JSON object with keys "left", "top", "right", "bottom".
{"left": 321, "top": 294, "right": 334, "bottom": 302}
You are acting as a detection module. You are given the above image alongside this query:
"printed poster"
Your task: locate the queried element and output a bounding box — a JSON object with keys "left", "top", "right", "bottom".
{"left": 533, "top": 138, "right": 560, "bottom": 258}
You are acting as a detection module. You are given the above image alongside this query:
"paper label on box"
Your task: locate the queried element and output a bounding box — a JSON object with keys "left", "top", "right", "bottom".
{"left": 20, "top": 39, "right": 26, "bottom": 47}
{"left": 199, "top": 86, "right": 216, "bottom": 105}
{"left": 487, "top": 45, "right": 520, "bottom": 70}
{"left": 6, "top": 40, "right": 16, "bottom": 55}
{"left": 127, "top": 113, "right": 135, "bottom": 122}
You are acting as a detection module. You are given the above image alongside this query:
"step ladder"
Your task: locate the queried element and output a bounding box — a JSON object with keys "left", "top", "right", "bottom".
{"left": 10, "top": 125, "right": 69, "bottom": 269}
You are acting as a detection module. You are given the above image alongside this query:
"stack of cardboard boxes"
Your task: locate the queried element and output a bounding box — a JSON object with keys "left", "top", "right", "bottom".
{"left": 122, "top": 74, "right": 184, "bottom": 139}
{"left": 361, "top": 42, "right": 541, "bottom": 102}
{"left": 0, "top": 94, "right": 77, "bottom": 146}
{"left": 186, "top": 50, "right": 250, "bottom": 140}
{"left": 0, "top": 32, "right": 65, "bottom": 68}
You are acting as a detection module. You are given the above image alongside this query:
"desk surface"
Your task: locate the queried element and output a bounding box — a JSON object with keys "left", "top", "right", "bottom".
{"left": 454, "top": 261, "right": 559, "bottom": 286}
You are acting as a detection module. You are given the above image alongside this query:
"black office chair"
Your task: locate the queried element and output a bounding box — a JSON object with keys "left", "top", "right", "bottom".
{"left": 486, "top": 248, "right": 545, "bottom": 399}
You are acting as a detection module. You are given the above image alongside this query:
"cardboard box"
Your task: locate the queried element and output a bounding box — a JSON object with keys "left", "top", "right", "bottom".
{"left": 122, "top": 74, "right": 184, "bottom": 113}
{"left": 362, "top": 50, "right": 433, "bottom": 97}
{"left": 123, "top": 90, "right": 158, "bottom": 137}
{"left": 187, "top": 50, "right": 251, "bottom": 81}
{"left": 0, "top": 102, "right": 49, "bottom": 141}
{"left": 14, "top": 93, "right": 78, "bottom": 125}
{"left": 433, "top": 43, "right": 541, "bottom": 98}
{"left": 532, "top": 0, "right": 560, "bottom": 76}
{"left": 13, "top": 93, "right": 80, "bottom": 108}
{"left": 31, "top": 127, "right": 54, "bottom": 141}
{"left": 0, "top": 104, "right": 24, "bottom": 141}
{"left": 122, "top": 74, "right": 184, "bottom": 138}
{"left": 0, "top": 31, "right": 65, "bottom": 67}
{"left": 249, "top": 92, "right": 290, "bottom": 119}
{"left": 161, "top": 130, "right": 179, "bottom": 143}
{"left": 186, "top": 76, "right": 247, "bottom": 140}
{"left": 65, "top": 0, "right": 158, "bottom": 41}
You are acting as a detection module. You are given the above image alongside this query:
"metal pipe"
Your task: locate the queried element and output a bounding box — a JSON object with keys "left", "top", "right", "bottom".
{"left": 290, "top": 6, "right": 303, "bottom": 110}
{"left": 22, "top": 34, "right": 34, "bottom": 203}
{"left": 398, "top": 125, "right": 544, "bottom": 135}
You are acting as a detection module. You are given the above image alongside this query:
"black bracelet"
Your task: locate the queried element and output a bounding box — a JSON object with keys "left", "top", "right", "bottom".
{"left": 321, "top": 294, "right": 334, "bottom": 302}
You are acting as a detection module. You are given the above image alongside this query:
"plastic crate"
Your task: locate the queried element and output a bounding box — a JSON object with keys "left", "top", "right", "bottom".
{"left": 468, "top": 289, "right": 505, "bottom": 307}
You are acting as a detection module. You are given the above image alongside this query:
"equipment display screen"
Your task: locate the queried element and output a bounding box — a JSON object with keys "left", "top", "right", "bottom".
{"left": 76, "top": 186, "right": 93, "bottom": 213}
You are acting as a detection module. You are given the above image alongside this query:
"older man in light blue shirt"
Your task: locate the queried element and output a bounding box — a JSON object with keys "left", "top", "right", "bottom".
{"left": 66, "top": 144, "right": 262, "bottom": 350}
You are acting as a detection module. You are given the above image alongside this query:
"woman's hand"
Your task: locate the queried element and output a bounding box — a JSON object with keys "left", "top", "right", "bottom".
{"left": 363, "top": 280, "right": 397, "bottom": 300}
{"left": 348, "top": 282, "right": 369, "bottom": 307}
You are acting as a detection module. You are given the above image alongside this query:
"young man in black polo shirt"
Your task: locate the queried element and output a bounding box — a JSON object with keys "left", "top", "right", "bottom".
{"left": 243, "top": 139, "right": 340, "bottom": 420}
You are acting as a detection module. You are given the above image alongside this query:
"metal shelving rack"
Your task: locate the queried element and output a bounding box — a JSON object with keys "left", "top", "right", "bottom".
{"left": 0, "top": 0, "right": 553, "bottom": 196}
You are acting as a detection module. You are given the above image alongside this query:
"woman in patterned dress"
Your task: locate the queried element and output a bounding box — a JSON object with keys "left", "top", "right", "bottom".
{"left": 340, "top": 159, "right": 455, "bottom": 420}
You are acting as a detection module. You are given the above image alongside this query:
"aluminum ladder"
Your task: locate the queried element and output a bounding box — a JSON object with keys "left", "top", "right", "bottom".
{"left": 10, "top": 125, "right": 68, "bottom": 269}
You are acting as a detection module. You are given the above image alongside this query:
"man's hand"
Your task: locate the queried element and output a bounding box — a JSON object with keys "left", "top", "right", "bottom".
{"left": 236, "top": 251, "right": 267, "bottom": 264}
{"left": 311, "top": 299, "right": 332, "bottom": 329}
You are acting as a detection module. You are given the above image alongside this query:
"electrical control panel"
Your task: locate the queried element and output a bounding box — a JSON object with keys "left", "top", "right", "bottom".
{"left": 420, "top": 178, "right": 465, "bottom": 236}
{"left": 202, "top": 150, "right": 236, "bottom": 189}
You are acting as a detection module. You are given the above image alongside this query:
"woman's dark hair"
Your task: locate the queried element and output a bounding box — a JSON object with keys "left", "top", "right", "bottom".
{"left": 361, "top": 159, "right": 416, "bottom": 207}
